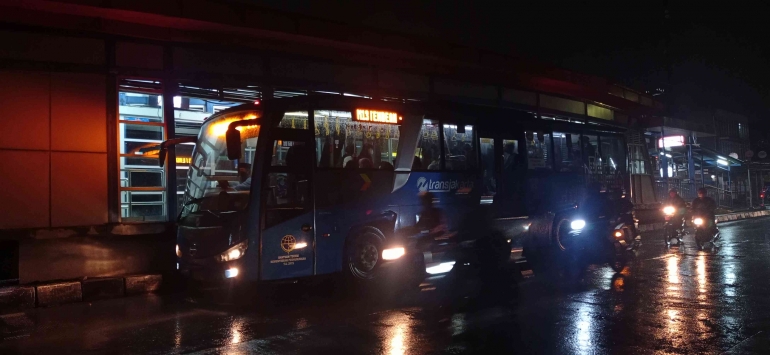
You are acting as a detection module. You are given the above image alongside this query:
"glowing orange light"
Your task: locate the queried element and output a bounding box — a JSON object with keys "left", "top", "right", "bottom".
{"left": 208, "top": 113, "right": 258, "bottom": 137}
{"left": 355, "top": 109, "right": 399, "bottom": 124}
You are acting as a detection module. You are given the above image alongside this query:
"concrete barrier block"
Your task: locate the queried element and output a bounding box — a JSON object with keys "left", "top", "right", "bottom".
{"left": 36, "top": 281, "right": 81, "bottom": 307}
{"left": 82, "top": 278, "right": 125, "bottom": 301}
{"left": 0, "top": 286, "right": 35, "bottom": 313}
{"left": 125, "top": 274, "right": 162, "bottom": 295}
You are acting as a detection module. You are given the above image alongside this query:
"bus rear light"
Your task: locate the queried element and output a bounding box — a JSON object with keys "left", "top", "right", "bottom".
{"left": 382, "top": 247, "right": 405, "bottom": 260}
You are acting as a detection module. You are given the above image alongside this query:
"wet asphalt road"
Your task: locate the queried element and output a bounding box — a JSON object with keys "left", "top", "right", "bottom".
{"left": 4, "top": 218, "right": 770, "bottom": 354}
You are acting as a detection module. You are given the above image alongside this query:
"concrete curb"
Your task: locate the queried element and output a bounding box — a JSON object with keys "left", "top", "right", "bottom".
{"left": 0, "top": 274, "right": 162, "bottom": 314}
{"left": 638, "top": 210, "right": 770, "bottom": 232}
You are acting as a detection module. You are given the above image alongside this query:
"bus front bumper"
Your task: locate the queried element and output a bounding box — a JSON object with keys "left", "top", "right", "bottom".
{"left": 180, "top": 257, "right": 246, "bottom": 284}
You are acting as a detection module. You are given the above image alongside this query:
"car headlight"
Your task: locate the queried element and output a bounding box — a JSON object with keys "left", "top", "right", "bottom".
{"left": 219, "top": 240, "right": 248, "bottom": 262}
{"left": 663, "top": 206, "right": 675, "bottom": 215}
{"left": 570, "top": 219, "right": 586, "bottom": 230}
{"left": 176, "top": 244, "right": 182, "bottom": 258}
{"left": 693, "top": 217, "right": 704, "bottom": 226}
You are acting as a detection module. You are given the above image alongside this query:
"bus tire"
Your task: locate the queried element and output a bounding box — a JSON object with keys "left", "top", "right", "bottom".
{"left": 344, "top": 226, "right": 386, "bottom": 283}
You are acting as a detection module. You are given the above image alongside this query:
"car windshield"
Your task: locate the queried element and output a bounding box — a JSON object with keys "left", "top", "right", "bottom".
{"left": 181, "top": 110, "right": 260, "bottom": 215}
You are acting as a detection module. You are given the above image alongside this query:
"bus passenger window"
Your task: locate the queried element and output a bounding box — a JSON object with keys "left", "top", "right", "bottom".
{"left": 270, "top": 140, "right": 309, "bottom": 167}
{"left": 414, "top": 119, "right": 440, "bottom": 170}
{"left": 313, "top": 110, "right": 399, "bottom": 169}
{"left": 479, "top": 137, "right": 496, "bottom": 202}
{"left": 278, "top": 111, "right": 310, "bottom": 130}
{"left": 525, "top": 131, "right": 552, "bottom": 170}
{"left": 553, "top": 132, "right": 582, "bottom": 173}
{"left": 443, "top": 124, "right": 476, "bottom": 171}
{"left": 600, "top": 135, "right": 626, "bottom": 174}
{"left": 581, "top": 134, "right": 600, "bottom": 173}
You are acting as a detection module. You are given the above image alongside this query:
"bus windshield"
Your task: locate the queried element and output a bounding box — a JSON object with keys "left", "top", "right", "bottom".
{"left": 182, "top": 110, "right": 260, "bottom": 215}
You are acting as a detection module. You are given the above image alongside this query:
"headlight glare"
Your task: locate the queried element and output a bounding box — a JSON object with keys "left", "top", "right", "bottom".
{"left": 570, "top": 219, "right": 586, "bottom": 230}
{"left": 693, "top": 218, "right": 704, "bottom": 226}
{"left": 663, "top": 206, "right": 675, "bottom": 215}
{"left": 382, "top": 247, "right": 405, "bottom": 261}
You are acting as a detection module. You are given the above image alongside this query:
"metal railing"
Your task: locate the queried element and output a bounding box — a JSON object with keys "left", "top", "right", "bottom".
{"left": 657, "top": 180, "right": 748, "bottom": 209}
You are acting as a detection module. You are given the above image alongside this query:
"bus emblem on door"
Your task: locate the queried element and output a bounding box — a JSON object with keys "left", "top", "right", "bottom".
{"left": 281, "top": 235, "right": 296, "bottom": 253}
{"left": 417, "top": 177, "right": 428, "bottom": 192}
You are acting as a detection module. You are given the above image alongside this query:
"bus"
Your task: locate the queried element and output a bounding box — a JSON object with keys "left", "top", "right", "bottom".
{"left": 161, "top": 95, "right": 628, "bottom": 286}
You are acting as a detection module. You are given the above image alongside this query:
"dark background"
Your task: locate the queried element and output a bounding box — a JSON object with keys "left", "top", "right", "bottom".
{"left": 238, "top": 0, "right": 770, "bottom": 142}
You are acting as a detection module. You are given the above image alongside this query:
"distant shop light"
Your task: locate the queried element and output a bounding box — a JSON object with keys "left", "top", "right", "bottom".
{"left": 665, "top": 154, "right": 672, "bottom": 158}
{"left": 173, "top": 96, "right": 181, "bottom": 108}
{"left": 658, "top": 135, "right": 685, "bottom": 148}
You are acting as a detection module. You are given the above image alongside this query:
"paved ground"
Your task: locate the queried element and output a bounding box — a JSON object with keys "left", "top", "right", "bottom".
{"left": 4, "top": 217, "right": 770, "bottom": 354}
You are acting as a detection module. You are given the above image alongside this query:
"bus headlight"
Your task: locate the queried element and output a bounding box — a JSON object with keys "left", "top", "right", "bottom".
{"left": 219, "top": 240, "right": 248, "bottom": 262}
{"left": 693, "top": 218, "right": 704, "bottom": 226}
{"left": 570, "top": 219, "right": 586, "bottom": 230}
{"left": 382, "top": 247, "right": 405, "bottom": 260}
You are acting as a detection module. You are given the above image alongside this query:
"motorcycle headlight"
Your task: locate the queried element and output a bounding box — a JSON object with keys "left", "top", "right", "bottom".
{"left": 570, "top": 219, "right": 586, "bottom": 230}
{"left": 663, "top": 206, "right": 675, "bottom": 215}
{"left": 219, "top": 240, "right": 248, "bottom": 262}
{"left": 693, "top": 218, "right": 704, "bottom": 226}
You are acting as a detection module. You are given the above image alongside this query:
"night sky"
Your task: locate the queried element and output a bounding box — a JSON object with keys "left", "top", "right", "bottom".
{"left": 245, "top": 0, "right": 768, "bottom": 134}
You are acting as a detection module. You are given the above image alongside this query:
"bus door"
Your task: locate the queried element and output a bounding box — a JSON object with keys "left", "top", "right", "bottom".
{"left": 479, "top": 128, "right": 525, "bottom": 214}
{"left": 260, "top": 128, "right": 316, "bottom": 280}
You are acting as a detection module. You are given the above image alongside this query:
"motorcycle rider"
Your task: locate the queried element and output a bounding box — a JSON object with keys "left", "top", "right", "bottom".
{"left": 607, "top": 187, "right": 638, "bottom": 241}
{"left": 665, "top": 188, "right": 687, "bottom": 233}
{"left": 691, "top": 187, "right": 718, "bottom": 232}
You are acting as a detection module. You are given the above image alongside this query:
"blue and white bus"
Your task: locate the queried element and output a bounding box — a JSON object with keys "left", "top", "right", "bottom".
{"left": 162, "top": 95, "right": 628, "bottom": 286}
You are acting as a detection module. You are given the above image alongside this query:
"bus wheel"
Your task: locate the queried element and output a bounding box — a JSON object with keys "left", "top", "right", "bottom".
{"left": 345, "top": 227, "right": 385, "bottom": 282}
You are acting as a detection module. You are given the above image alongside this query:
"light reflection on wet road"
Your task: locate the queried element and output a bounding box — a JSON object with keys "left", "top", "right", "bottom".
{"left": 4, "top": 217, "right": 770, "bottom": 354}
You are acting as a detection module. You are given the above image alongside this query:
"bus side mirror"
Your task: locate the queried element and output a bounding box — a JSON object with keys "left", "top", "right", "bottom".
{"left": 226, "top": 128, "right": 241, "bottom": 160}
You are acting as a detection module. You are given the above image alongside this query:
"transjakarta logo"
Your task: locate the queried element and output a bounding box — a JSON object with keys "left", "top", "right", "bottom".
{"left": 417, "top": 177, "right": 474, "bottom": 193}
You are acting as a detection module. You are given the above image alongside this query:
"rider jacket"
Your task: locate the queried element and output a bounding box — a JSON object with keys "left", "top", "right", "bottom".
{"left": 692, "top": 197, "right": 717, "bottom": 218}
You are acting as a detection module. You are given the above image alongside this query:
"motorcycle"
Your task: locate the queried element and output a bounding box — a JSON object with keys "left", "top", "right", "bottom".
{"left": 662, "top": 205, "right": 685, "bottom": 245}
{"left": 691, "top": 213, "right": 719, "bottom": 249}
{"left": 558, "top": 212, "right": 637, "bottom": 274}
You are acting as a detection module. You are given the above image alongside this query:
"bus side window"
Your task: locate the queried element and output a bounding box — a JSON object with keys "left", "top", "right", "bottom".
{"left": 414, "top": 119, "right": 440, "bottom": 170}
{"left": 525, "top": 131, "right": 552, "bottom": 171}
{"left": 313, "top": 110, "right": 400, "bottom": 169}
{"left": 442, "top": 124, "right": 476, "bottom": 171}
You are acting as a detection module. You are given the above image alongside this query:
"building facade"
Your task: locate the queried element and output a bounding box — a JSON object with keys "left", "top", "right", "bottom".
{"left": 0, "top": 0, "right": 661, "bottom": 284}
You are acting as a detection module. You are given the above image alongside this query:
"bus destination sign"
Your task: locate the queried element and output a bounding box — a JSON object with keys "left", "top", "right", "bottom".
{"left": 355, "top": 109, "right": 401, "bottom": 124}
